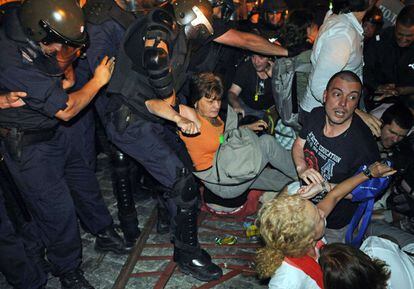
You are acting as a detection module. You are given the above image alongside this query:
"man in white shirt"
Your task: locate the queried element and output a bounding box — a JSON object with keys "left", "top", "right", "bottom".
{"left": 300, "top": 0, "right": 382, "bottom": 136}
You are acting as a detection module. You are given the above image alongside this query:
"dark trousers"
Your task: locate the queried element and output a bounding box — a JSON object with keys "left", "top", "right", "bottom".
{"left": 59, "top": 111, "right": 113, "bottom": 235}
{"left": 0, "top": 129, "right": 106, "bottom": 275}
{"left": 106, "top": 117, "right": 194, "bottom": 195}
{"left": 0, "top": 188, "right": 46, "bottom": 289}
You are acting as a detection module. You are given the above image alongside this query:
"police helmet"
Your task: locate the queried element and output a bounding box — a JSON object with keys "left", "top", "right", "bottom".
{"left": 207, "top": 0, "right": 235, "bottom": 21}
{"left": 262, "top": 0, "right": 288, "bottom": 13}
{"left": 114, "top": 0, "right": 168, "bottom": 12}
{"left": 173, "top": 0, "right": 214, "bottom": 40}
{"left": 19, "top": 0, "right": 87, "bottom": 47}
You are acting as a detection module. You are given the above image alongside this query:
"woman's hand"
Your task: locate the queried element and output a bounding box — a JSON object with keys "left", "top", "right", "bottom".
{"left": 368, "top": 162, "right": 397, "bottom": 178}
{"left": 175, "top": 114, "right": 200, "bottom": 135}
{"left": 179, "top": 104, "right": 201, "bottom": 129}
{"left": 244, "top": 119, "right": 268, "bottom": 132}
{"left": 298, "top": 182, "right": 323, "bottom": 199}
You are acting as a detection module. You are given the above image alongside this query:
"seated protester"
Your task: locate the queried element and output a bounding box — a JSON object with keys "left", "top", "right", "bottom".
{"left": 292, "top": 71, "right": 381, "bottom": 243}
{"left": 367, "top": 102, "right": 414, "bottom": 245}
{"left": 227, "top": 52, "right": 275, "bottom": 120}
{"left": 320, "top": 236, "right": 414, "bottom": 289}
{"left": 375, "top": 103, "right": 413, "bottom": 157}
{"left": 228, "top": 9, "right": 319, "bottom": 122}
{"left": 255, "top": 162, "right": 395, "bottom": 289}
{"left": 180, "top": 73, "right": 297, "bottom": 201}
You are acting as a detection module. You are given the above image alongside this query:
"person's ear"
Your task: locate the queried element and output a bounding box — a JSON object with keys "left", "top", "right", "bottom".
{"left": 323, "top": 90, "right": 327, "bottom": 103}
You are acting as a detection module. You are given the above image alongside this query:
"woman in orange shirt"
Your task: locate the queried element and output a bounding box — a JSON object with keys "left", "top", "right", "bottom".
{"left": 180, "top": 72, "right": 297, "bottom": 198}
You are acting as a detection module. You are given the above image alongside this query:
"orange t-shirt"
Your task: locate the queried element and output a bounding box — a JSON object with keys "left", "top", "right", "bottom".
{"left": 180, "top": 115, "right": 224, "bottom": 171}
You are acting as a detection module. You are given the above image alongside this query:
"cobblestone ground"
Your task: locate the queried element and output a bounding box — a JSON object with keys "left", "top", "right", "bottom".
{"left": 0, "top": 154, "right": 267, "bottom": 289}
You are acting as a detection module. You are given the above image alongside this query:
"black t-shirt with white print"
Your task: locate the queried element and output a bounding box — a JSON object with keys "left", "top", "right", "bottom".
{"left": 299, "top": 107, "right": 380, "bottom": 229}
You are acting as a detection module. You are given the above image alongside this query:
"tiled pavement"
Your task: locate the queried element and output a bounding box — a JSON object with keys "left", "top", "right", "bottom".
{"left": 0, "top": 154, "right": 267, "bottom": 289}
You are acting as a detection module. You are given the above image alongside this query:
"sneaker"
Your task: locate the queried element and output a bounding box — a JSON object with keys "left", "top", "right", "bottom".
{"left": 60, "top": 269, "right": 94, "bottom": 289}
{"left": 95, "top": 226, "right": 128, "bottom": 254}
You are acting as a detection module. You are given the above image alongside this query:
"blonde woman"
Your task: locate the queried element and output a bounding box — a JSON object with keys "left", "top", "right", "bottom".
{"left": 256, "top": 161, "right": 396, "bottom": 289}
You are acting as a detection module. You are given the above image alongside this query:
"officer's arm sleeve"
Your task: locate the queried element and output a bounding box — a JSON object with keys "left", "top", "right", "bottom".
{"left": 310, "top": 35, "right": 351, "bottom": 103}
{"left": 86, "top": 23, "right": 120, "bottom": 72}
{"left": 0, "top": 66, "right": 68, "bottom": 117}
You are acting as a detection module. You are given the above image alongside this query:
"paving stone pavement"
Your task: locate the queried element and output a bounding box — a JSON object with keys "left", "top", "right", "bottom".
{"left": 0, "top": 154, "right": 267, "bottom": 289}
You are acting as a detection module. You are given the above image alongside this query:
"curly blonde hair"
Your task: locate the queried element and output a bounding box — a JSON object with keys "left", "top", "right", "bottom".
{"left": 255, "top": 195, "right": 316, "bottom": 279}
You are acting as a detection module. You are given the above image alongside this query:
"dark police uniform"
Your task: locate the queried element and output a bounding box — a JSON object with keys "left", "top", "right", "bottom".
{"left": 0, "top": 6, "right": 113, "bottom": 275}
{"left": 105, "top": 8, "right": 193, "bottom": 196}
{"left": 103, "top": 4, "right": 222, "bottom": 280}
{"left": 0, "top": 184, "right": 46, "bottom": 289}
{"left": 79, "top": 0, "right": 143, "bottom": 244}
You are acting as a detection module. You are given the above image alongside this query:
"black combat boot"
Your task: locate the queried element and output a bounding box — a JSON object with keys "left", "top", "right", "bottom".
{"left": 111, "top": 150, "right": 141, "bottom": 248}
{"left": 119, "top": 211, "right": 141, "bottom": 250}
{"left": 95, "top": 225, "right": 128, "bottom": 254}
{"left": 60, "top": 269, "right": 94, "bottom": 289}
{"left": 173, "top": 206, "right": 223, "bottom": 282}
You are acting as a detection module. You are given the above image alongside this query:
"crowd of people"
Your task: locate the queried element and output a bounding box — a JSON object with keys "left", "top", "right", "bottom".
{"left": 0, "top": 0, "right": 413, "bottom": 289}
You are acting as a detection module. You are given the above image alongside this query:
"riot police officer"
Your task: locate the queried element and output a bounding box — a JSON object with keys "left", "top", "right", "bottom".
{"left": 79, "top": 0, "right": 157, "bottom": 250}
{"left": 0, "top": 0, "right": 119, "bottom": 288}
{"left": 104, "top": 0, "right": 223, "bottom": 281}
{"left": 258, "top": 0, "right": 288, "bottom": 41}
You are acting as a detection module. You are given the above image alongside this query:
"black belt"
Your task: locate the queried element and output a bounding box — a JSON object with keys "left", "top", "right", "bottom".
{"left": 0, "top": 127, "right": 57, "bottom": 147}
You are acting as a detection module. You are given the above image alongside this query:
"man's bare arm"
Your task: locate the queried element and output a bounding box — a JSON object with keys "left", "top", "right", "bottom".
{"left": 214, "top": 29, "right": 288, "bottom": 56}
{"left": 55, "top": 56, "right": 114, "bottom": 121}
{"left": 317, "top": 162, "right": 396, "bottom": 216}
